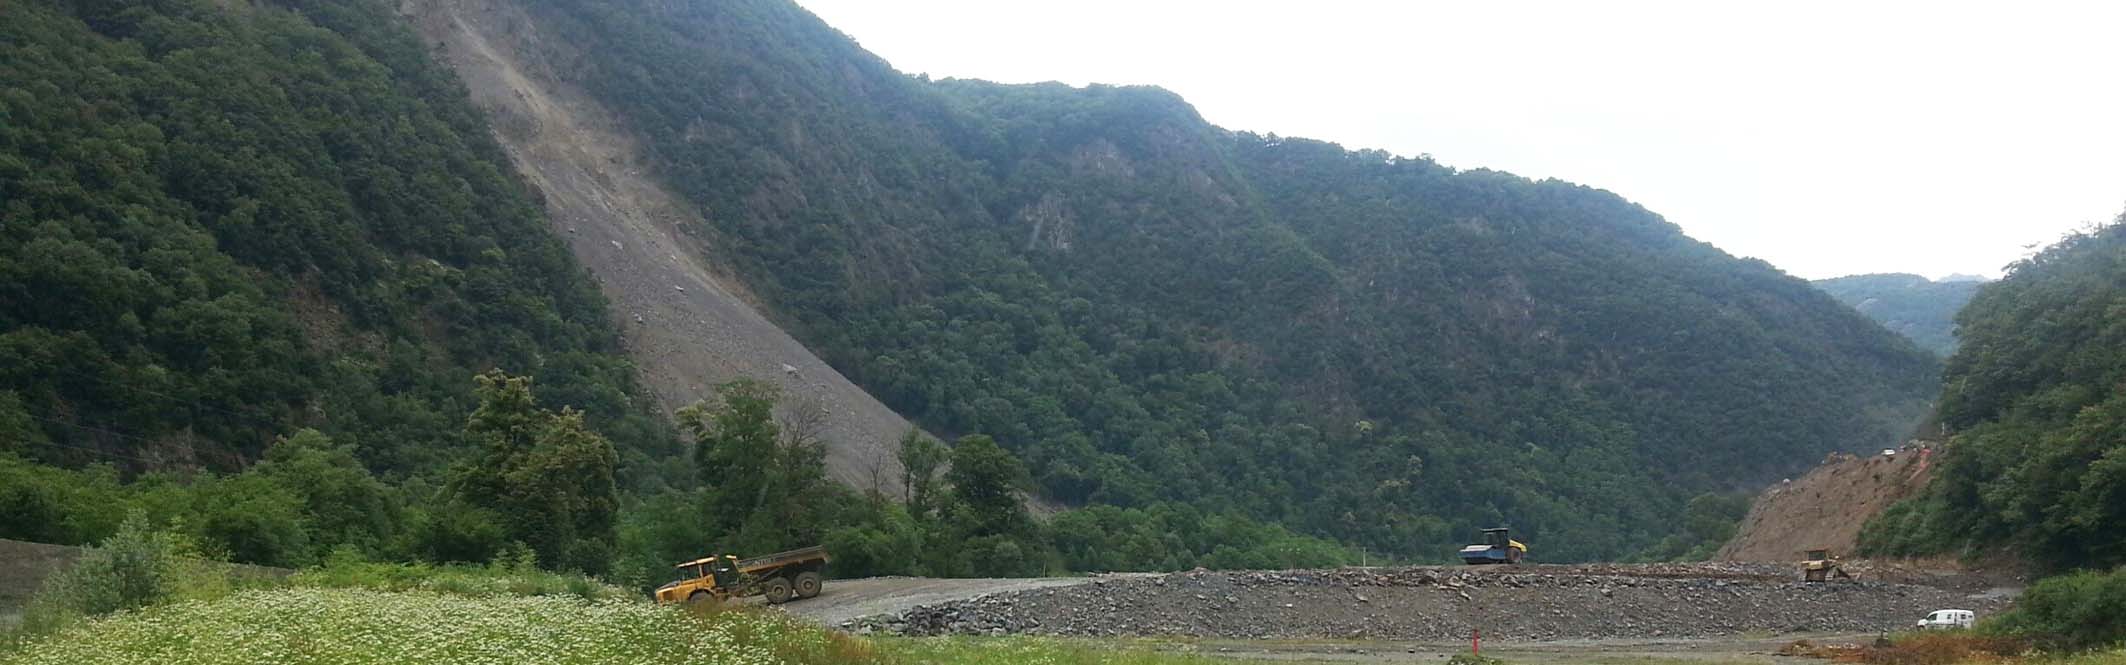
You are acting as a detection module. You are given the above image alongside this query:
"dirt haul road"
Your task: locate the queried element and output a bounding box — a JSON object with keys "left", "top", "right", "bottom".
{"left": 771, "top": 576, "right": 1109, "bottom": 626}
{"left": 808, "top": 563, "right": 2012, "bottom": 642}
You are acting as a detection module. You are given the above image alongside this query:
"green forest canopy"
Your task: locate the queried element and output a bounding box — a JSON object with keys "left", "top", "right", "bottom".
{"left": 0, "top": 0, "right": 1369, "bottom": 577}
{"left": 1813, "top": 273, "right": 1983, "bottom": 356}
{"left": 0, "top": 0, "right": 672, "bottom": 481}
{"left": 1863, "top": 219, "right": 2126, "bottom": 571}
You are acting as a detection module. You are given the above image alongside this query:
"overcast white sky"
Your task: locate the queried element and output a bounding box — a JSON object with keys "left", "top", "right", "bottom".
{"left": 792, "top": 0, "right": 2126, "bottom": 280}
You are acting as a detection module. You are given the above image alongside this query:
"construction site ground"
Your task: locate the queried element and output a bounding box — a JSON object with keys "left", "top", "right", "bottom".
{"left": 778, "top": 561, "right": 2015, "bottom": 661}
{"left": 1081, "top": 633, "right": 1864, "bottom": 663}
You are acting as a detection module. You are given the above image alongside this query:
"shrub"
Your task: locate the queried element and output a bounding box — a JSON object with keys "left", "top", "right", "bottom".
{"left": 285, "top": 556, "right": 630, "bottom": 601}
{"left": 406, "top": 500, "right": 510, "bottom": 565}
{"left": 13, "top": 513, "right": 231, "bottom": 640}
{"left": 1989, "top": 567, "right": 2126, "bottom": 651}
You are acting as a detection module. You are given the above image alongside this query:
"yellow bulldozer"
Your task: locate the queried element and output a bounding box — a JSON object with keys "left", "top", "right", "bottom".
{"left": 654, "top": 546, "right": 829, "bottom": 605}
{"left": 1801, "top": 548, "right": 1853, "bottom": 582}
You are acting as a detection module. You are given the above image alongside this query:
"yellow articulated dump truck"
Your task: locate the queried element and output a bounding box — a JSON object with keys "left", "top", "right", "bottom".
{"left": 655, "top": 546, "right": 829, "bottom": 605}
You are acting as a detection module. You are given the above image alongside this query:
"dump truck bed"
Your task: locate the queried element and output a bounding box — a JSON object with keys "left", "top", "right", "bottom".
{"left": 734, "top": 546, "right": 828, "bottom": 574}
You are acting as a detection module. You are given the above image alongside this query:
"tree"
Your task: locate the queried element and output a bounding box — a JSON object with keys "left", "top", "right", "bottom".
{"left": 676, "top": 379, "right": 835, "bottom": 555}
{"left": 678, "top": 380, "right": 779, "bottom": 533}
{"left": 945, "top": 435, "right": 1032, "bottom": 540}
{"left": 0, "top": 391, "right": 45, "bottom": 456}
{"left": 253, "top": 429, "right": 399, "bottom": 559}
{"left": 451, "top": 370, "right": 620, "bottom": 573}
{"left": 896, "top": 427, "right": 947, "bottom": 517}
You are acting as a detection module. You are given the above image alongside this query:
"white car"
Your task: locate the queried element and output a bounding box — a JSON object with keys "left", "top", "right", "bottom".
{"left": 1916, "top": 609, "right": 1975, "bottom": 630}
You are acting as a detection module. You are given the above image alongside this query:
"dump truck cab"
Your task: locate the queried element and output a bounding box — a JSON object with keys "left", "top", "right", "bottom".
{"left": 655, "top": 554, "right": 741, "bottom": 604}
{"left": 1458, "top": 527, "right": 1528, "bottom": 565}
{"left": 654, "top": 546, "right": 829, "bottom": 605}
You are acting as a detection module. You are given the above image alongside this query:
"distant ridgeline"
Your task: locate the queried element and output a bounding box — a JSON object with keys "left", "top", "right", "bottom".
{"left": 1864, "top": 219, "right": 2126, "bottom": 571}
{"left": 0, "top": 1, "right": 673, "bottom": 479}
{"left": 516, "top": 0, "right": 1939, "bottom": 561}
{"left": 1813, "top": 273, "right": 1984, "bottom": 356}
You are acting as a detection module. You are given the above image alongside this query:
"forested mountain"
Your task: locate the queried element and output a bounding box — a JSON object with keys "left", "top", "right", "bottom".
{"left": 1814, "top": 273, "right": 1983, "bottom": 355}
{"left": 2, "top": 0, "right": 1943, "bottom": 571}
{"left": 0, "top": 0, "right": 1350, "bottom": 577}
{"left": 1864, "top": 219, "right": 2126, "bottom": 571}
{"left": 0, "top": 0, "right": 702, "bottom": 570}
{"left": 516, "top": 0, "right": 1940, "bottom": 561}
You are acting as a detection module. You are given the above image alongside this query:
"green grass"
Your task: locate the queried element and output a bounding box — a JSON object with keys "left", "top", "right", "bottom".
{"left": 6, "top": 588, "right": 885, "bottom": 665}
{"left": 284, "top": 558, "right": 632, "bottom": 601}
{"left": 3, "top": 585, "right": 1296, "bottom": 664}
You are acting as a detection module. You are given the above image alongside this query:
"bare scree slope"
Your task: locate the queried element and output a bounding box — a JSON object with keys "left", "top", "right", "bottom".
{"left": 401, "top": 0, "right": 914, "bottom": 493}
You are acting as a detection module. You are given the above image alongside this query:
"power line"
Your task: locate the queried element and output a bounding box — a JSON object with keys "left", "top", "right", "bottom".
{"left": 23, "top": 412, "right": 169, "bottom": 448}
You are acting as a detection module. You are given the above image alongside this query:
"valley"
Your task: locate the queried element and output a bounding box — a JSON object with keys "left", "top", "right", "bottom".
{"left": 6, "top": 0, "right": 2126, "bottom": 663}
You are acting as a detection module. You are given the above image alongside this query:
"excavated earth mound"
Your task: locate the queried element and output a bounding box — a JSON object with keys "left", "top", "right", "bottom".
{"left": 1718, "top": 448, "right": 1935, "bottom": 562}
{"left": 841, "top": 564, "right": 2009, "bottom": 641}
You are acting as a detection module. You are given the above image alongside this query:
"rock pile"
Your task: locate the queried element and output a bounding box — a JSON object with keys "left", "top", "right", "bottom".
{"left": 840, "top": 564, "right": 2010, "bottom": 641}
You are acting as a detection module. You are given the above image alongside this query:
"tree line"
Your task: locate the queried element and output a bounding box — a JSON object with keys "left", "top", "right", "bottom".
{"left": 4, "top": 370, "right": 1359, "bottom": 583}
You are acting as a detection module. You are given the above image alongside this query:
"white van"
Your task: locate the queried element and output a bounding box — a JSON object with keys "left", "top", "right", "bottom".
{"left": 1916, "top": 609, "right": 1975, "bottom": 630}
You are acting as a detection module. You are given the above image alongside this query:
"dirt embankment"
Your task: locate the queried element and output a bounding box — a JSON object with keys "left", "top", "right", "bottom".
{"left": 1717, "top": 447, "right": 1936, "bottom": 562}
{"left": 398, "top": 0, "right": 912, "bottom": 494}
{"left": 0, "top": 539, "right": 288, "bottom": 629}
{"left": 836, "top": 564, "right": 2010, "bottom": 642}
{"left": 0, "top": 539, "right": 81, "bottom": 623}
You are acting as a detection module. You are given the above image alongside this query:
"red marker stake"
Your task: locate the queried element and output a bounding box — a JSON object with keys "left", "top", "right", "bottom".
{"left": 1473, "top": 628, "right": 1481, "bottom": 655}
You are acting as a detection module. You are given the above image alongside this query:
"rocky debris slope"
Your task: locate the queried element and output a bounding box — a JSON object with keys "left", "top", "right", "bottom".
{"left": 840, "top": 564, "right": 2010, "bottom": 641}
{"left": 401, "top": 0, "right": 913, "bottom": 493}
{"left": 1719, "top": 448, "right": 1935, "bottom": 562}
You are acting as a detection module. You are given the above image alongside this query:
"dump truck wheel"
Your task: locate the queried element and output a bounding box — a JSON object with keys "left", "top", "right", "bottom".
{"left": 763, "top": 577, "right": 794, "bottom": 604}
{"left": 794, "top": 572, "right": 823, "bottom": 599}
{"left": 687, "top": 590, "right": 714, "bottom": 605}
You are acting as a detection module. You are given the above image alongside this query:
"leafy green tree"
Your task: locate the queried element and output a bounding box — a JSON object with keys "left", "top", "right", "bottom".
{"left": 678, "top": 380, "right": 781, "bottom": 532}
{"left": 0, "top": 455, "right": 127, "bottom": 545}
{"left": 945, "top": 435, "right": 1032, "bottom": 540}
{"left": 676, "top": 379, "right": 835, "bottom": 556}
{"left": 0, "top": 391, "right": 44, "bottom": 455}
{"left": 896, "top": 428, "right": 947, "bottom": 517}
{"left": 610, "top": 488, "right": 712, "bottom": 590}
{"left": 253, "top": 429, "right": 400, "bottom": 559}
{"left": 186, "top": 473, "right": 314, "bottom": 568}
{"left": 452, "top": 370, "right": 620, "bottom": 573}
{"left": 821, "top": 499, "right": 925, "bottom": 578}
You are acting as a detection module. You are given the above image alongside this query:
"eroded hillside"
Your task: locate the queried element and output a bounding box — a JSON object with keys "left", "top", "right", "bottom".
{"left": 1718, "top": 447, "right": 1936, "bottom": 562}
{"left": 399, "top": 0, "right": 912, "bottom": 492}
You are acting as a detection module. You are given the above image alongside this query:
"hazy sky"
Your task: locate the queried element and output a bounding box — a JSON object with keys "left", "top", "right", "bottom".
{"left": 792, "top": 0, "right": 2126, "bottom": 280}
